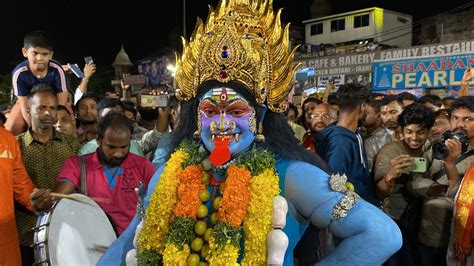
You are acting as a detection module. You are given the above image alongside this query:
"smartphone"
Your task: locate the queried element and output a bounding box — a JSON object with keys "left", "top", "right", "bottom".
{"left": 141, "top": 95, "right": 158, "bottom": 108}
{"left": 68, "top": 63, "right": 84, "bottom": 78}
{"left": 84, "top": 56, "right": 94, "bottom": 65}
{"left": 405, "top": 157, "right": 427, "bottom": 173}
{"left": 156, "top": 94, "right": 168, "bottom": 107}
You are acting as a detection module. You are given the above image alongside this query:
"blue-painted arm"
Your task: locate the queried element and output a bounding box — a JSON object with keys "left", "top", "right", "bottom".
{"left": 285, "top": 161, "right": 402, "bottom": 266}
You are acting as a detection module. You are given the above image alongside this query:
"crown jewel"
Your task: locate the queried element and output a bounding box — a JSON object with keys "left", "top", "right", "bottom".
{"left": 175, "top": 0, "right": 301, "bottom": 112}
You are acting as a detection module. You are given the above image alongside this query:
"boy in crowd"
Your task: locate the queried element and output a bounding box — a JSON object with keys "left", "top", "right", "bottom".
{"left": 5, "top": 30, "right": 69, "bottom": 135}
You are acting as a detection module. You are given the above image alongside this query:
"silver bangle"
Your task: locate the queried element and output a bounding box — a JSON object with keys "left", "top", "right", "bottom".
{"left": 328, "top": 173, "right": 360, "bottom": 221}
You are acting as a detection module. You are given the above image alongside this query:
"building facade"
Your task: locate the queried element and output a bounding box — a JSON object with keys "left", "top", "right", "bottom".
{"left": 294, "top": 6, "right": 474, "bottom": 98}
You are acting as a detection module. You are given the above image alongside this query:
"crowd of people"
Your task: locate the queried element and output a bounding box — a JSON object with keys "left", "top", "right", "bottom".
{"left": 286, "top": 70, "right": 474, "bottom": 265}
{"left": 1, "top": 1, "right": 474, "bottom": 265}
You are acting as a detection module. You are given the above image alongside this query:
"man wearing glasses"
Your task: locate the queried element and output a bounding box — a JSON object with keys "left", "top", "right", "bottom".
{"left": 309, "top": 102, "right": 337, "bottom": 134}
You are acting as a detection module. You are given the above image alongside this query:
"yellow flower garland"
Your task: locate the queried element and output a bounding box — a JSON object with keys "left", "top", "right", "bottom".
{"left": 207, "top": 236, "right": 240, "bottom": 265}
{"left": 241, "top": 168, "right": 280, "bottom": 265}
{"left": 137, "top": 149, "right": 188, "bottom": 252}
{"left": 137, "top": 145, "right": 280, "bottom": 265}
{"left": 163, "top": 243, "right": 190, "bottom": 265}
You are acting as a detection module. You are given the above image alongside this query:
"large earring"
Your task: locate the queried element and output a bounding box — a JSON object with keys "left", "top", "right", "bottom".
{"left": 255, "top": 121, "right": 265, "bottom": 142}
{"left": 249, "top": 112, "right": 257, "bottom": 134}
{"left": 255, "top": 105, "right": 267, "bottom": 142}
{"left": 194, "top": 110, "right": 202, "bottom": 139}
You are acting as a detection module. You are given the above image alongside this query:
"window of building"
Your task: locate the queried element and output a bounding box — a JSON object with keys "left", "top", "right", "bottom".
{"left": 354, "top": 14, "right": 370, "bottom": 28}
{"left": 331, "top": 18, "right": 345, "bottom": 32}
{"left": 310, "top": 23, "right": 323, "bottom": 35}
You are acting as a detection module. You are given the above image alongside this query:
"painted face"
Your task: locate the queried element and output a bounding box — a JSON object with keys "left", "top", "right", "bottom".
{"left": 199, "top": 88, "right": 256, "bottom": 157}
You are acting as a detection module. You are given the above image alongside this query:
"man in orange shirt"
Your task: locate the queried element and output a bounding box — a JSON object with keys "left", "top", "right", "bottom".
{"left": 0, "top": 112, "right": 36, "bottom": 265}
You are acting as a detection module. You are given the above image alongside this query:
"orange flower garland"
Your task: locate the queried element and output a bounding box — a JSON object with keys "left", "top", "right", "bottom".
{"left": 137, "top": 140, "right": 280, "bottom": 265}
{"left": 174, "top": 165, "right": 206, "bottom": 218}
{"left": 219, "top": 165, "right": 252, "bottom": 227}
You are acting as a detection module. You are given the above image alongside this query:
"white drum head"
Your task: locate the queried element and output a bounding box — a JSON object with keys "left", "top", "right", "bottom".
{"left": 47, "top": 194, "right": 116, "bottom": 265}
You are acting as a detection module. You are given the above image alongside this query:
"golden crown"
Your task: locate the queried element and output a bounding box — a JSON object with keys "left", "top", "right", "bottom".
{"left": 175, "top": 0, "right": 300, "bottom": 112}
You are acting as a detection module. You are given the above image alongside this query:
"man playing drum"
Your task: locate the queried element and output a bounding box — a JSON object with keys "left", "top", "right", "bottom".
{"left": 31, "top": 111, "right": 156, "bottom": 235}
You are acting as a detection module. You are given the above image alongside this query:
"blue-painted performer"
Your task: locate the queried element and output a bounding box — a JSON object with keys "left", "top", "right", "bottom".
{"left": 98, "top": 0, "right": 402, "bottom": 265}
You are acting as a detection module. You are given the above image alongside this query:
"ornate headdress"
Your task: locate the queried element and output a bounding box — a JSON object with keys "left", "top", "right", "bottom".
{"left": 175, "top": 0, "right": 300, "bottom": 112}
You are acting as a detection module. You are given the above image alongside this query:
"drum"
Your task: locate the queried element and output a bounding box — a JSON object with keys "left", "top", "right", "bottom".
{"left": 33, "top": 194, "right": 117, "bottom": 265}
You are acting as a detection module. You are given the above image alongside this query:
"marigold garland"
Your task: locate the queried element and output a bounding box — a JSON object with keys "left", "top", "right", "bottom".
{"left": 162, "top": 243, "right": 190, "bottom": 265}
{"left": 206, "top": 235, "right": 240, "bottom": 265}
{"left": 137, "top": 141, "right": 281, "bottom": 265}
{"left": 137, "top": 149, "right": 188, "bottom": 253}
{"left": 241, "top": 168, "right": 281, "bottom": 265}
{"left": 219, "top": 165, "right": 251, "bottom": 227}
{"left": 174, "top": 165, "right": 206, "bottom": 218}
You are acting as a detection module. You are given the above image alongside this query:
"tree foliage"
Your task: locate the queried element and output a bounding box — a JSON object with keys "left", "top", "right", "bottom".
{"left": 0, "top": 74, "right": 13, "bottom": 105}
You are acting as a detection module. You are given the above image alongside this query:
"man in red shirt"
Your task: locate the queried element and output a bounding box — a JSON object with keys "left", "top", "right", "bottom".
{"left": 31, "top": 112, "right": 155, "bottom": 235}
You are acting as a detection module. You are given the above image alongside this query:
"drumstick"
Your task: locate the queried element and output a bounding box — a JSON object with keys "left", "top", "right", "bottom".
{"left": 50, "top": 192, "right": 112, "bottom": 203}
{"left": 92, "top": 244, "right": 109, "bottom": 252}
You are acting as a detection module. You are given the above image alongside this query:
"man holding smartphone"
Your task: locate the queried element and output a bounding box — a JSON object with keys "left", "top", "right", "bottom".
{"left": 73, "top": 57, "right": 96, "bottom": 105}
{"left": 373, "top": 103, "right": 435, "bottom": 266}
{"left": 409, "top": 96, "right": 474, "bottom": 266}
{"left": 135, "top": 86, "right": 169, "bottom": 129}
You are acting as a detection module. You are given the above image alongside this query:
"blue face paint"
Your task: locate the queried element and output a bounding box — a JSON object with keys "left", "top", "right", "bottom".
{"left": 198, "top": 87, "right": 256, "bottom": 158}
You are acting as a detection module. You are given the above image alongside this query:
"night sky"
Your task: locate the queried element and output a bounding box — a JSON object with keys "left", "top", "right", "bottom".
{"left": 1, "top": 0, "right": 472, "bottom": 75}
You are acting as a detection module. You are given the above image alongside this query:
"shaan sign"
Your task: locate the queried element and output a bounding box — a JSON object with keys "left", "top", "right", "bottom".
{"left": 372, "top": 53, "right": 474, "bottom": 91}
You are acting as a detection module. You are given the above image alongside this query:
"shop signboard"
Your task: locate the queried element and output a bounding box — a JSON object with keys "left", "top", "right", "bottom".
{"left": 295, "top": 40, "right": 474, "bottom": 77}
{"left": 372, "top": 53, "right": 474, "bottom": 91}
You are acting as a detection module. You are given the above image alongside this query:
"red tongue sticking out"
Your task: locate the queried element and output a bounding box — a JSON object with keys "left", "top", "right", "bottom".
{"left": 209, "top": 137, "right": 231, "bottom": 167}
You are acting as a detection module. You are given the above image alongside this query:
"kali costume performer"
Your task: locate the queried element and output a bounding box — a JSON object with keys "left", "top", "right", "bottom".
{"left": 98, "top": 0, "right": 402, "bottom": 265}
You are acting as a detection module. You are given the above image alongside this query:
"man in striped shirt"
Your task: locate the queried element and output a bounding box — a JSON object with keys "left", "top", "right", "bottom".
{"left": 5, "top": 30, "right": 69, "bottom": 136}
